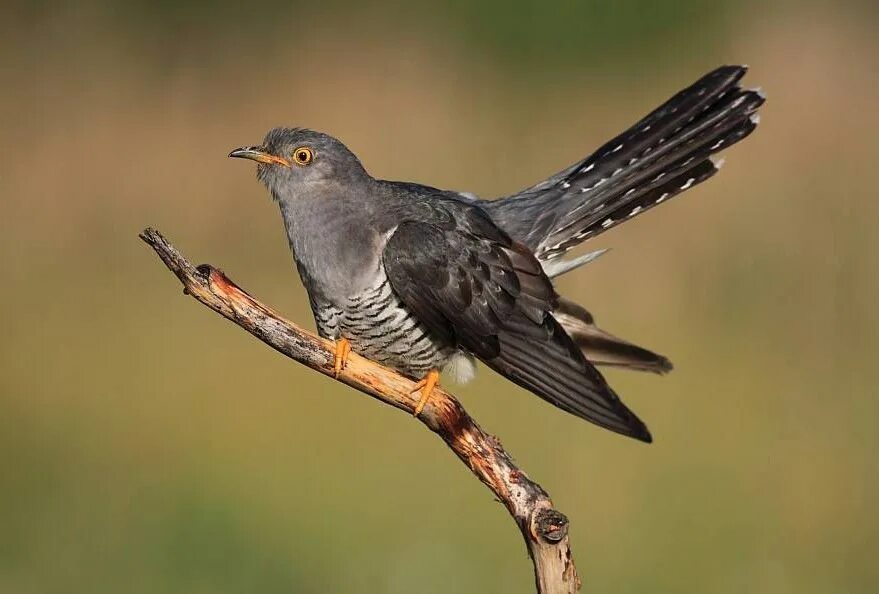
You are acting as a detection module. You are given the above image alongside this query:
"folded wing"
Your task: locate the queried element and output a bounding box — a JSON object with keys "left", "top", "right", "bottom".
{"left": 382, "top": 203, "right": 651, "bottom": 442}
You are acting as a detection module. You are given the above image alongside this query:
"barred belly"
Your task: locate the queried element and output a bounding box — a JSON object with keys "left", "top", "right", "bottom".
{"left": 310, "top": 272, "right": 458, "bottom": 379}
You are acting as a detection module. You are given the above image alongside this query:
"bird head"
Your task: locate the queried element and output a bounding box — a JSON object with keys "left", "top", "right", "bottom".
{"left": 229, "top": 128, "right": 368, "bottom": 200}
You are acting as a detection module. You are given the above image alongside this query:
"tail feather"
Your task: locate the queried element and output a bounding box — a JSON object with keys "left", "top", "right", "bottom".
{"left": 541, "top": 248, "right": 609, "bottom": 278}
{"left": 554, "top": 298, "right": 672, "bottom": 374}
{"left": 537, "top": 73, "right": 763, "bottom": 259}
{"left": 571, "top": 158, "right": 719, "bottom": 242}
{"left": 483, "top": 65, "right": 765, "bottom": 265}
{"left": 545, "top": 91, "right": 761, "bottom": 249}
{"left": 554, "top": 66, "right": 747, "bottom": 205}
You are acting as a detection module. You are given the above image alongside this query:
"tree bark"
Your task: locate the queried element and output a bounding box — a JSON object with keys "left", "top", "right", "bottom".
{"left": 140, "top": 227, "right": 581, "bottom": 593}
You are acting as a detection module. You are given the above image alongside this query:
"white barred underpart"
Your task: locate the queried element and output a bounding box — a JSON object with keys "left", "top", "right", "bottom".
{"left": 310, "top": 270, "right": 475, "bottom": 382}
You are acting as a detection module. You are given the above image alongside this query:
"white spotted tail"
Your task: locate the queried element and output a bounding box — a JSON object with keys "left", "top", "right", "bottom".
{"left": 484, "top": 65, "right": 765, "bottom": 265}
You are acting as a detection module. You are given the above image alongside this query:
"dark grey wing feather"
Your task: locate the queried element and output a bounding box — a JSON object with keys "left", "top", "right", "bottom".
{"left": 490, "top": 312, "right": 649, "bottom": 437}
{"left": 382, "top": 220, "right": 509, "bottom": 357}
{"left": 382, "top": 204, "right": 651, "bottom": 442}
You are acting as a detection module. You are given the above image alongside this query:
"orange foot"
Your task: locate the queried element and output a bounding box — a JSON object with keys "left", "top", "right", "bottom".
{"left": 333, "top": 338, "right": 352, "bottom": 377}
{"left": 411, "top": 369, "right": 440, "bottom": 417}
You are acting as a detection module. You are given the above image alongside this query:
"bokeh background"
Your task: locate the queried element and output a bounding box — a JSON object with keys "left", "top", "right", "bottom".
{"left": 2, "top": 1, "right": 878, "bottom": 592}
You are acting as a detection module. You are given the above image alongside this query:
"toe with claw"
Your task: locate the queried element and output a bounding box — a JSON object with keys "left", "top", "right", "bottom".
{"left": 411, "top": 368, "right": 440, "bottom": 416}
{"left": 333, "top": 338, "right": 352, "bottom": 377}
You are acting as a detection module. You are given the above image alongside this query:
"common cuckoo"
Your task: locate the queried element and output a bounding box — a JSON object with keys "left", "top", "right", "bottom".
{"left": 230, "top": 65, "right": 764, "bottom": 442}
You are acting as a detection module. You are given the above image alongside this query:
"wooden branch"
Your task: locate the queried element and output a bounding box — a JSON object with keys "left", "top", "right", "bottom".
{"left": 139, "top": 227, "right": 581, "bottom": 594}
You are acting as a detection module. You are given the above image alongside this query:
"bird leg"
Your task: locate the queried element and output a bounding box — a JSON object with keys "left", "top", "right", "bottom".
{"left": 411, "top": 368, "right": 440, "bottom": 416}
{"left": 333, "top": 337, "right": 351, "bottom": 377}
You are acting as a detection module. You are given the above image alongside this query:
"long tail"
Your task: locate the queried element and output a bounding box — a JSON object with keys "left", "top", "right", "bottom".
{"left": 484, "top": 65, "right": 764, "bottom": 263}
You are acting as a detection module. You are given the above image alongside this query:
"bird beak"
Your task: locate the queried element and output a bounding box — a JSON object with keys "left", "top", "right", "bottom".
{"left": 228, "top": 146, "right": 290, "bottom": 167}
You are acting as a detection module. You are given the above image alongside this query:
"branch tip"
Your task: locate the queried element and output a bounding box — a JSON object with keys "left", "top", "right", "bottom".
{"left": 534, "top": 508, "right": 570, "bottom": 544}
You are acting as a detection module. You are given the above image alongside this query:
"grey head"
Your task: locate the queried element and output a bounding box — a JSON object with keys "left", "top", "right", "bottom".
{"left": 229, "top": 128, "right": 371, "bottom": 202}
{"left": 229, "top": 128, "right": 391, "bottom": 300}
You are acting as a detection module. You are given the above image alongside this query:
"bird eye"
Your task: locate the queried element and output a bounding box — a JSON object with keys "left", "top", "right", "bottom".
{"left": 292, "top": 147, "right": 314, "bottom": 166}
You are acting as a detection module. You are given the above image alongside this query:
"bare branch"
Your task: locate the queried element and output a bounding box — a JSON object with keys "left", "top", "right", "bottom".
{"left": 140, "top": 227, "right": 581, "bottom": 594}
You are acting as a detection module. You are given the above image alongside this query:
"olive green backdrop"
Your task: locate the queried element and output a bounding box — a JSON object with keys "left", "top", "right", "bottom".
{"left": 1, "top": 1, "right": 877, "bottom": 592}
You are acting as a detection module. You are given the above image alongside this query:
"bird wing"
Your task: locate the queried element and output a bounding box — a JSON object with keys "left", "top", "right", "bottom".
{"left": 382, "top": 202, "right": 651, "bottom": 442}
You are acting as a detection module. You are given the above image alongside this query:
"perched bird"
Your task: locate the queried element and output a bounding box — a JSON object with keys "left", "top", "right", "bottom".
{"left": 230, "top": 65, "right": 764, "bottom": 442}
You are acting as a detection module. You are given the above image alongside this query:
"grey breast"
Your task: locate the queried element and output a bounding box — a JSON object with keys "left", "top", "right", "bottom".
{"left": 278, "top": 189, "right": 454, "bottom": 378}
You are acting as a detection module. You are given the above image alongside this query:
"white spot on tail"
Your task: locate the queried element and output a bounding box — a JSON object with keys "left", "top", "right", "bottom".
{"left": 681, "top": 178, "right": 696, "bottom": 190}
{"left": 657, "top": 192, "right": 670, "bottom": 203}
{"left": 601, "top": 218, "right": 614, "bottom": 228}
{"left": 711, "top": 156, "right": 726, "bottom": 169}
{"left": 629, "top": 206, "right": 642, "bottom": 217}
{"left": 711, "top": 139, "right": 725, "bottom": 150}
{"left": 612, "top": 143, "right": 624, "bottom": 153}
{"left": 583, "top": 178, "right": 607, "bottom": 192}
{"left": 750, "top": 113, "right": 761, "bottom": 125}
{"left": 561, "top": 182, "right": 571, "bottom": 189}
{"left": 582, "top": 163, "right": 595, "bottom": 173}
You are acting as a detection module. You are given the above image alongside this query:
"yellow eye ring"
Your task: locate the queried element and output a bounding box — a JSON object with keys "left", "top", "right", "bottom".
{"left": 291, "top": 147, "right": 314, "bottom": 166}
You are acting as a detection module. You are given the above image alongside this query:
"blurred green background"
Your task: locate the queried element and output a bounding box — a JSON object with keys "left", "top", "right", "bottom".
{"left": 2, "top": 1, "right": 878, "bottom": 592}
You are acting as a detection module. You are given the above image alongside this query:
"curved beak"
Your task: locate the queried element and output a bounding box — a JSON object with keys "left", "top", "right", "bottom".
{"left": 228, "top": 146, "right": 290, "bottom": 167}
